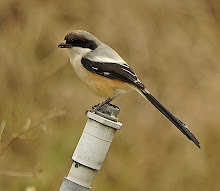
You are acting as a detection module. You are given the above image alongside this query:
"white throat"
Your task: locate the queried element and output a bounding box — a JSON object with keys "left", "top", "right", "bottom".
{"left": 67, "top": 47, "right": 91, "bottom": 60}
{"left": 67, "top": 47, "right": 92, "bottom": 78}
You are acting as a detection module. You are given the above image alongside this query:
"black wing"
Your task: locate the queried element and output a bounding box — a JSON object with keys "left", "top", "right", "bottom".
{"left": 81, "top": 57, "right": 145, "bottom": 88}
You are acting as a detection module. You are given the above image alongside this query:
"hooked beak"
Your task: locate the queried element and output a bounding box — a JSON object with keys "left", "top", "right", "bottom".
{"left": 58, "top": 40, "right": 71, "bottom": 48}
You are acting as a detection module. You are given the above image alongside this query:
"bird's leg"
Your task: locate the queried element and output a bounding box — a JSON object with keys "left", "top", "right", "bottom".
{"left": 90, "top": 98, "right": 114, "bottom": 113}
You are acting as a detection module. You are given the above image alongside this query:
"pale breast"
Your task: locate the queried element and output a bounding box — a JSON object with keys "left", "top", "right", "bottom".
{"left": 69, "top": 55, "right": 132, "bottom": 99}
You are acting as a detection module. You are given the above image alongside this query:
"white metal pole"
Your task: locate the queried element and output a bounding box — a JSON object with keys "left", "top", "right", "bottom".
{"left": 59, "top": 104, "right": 122, "bottom": 191}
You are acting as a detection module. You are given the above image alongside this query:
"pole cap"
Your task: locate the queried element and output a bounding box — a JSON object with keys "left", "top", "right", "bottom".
{"left": 94, "top": 103, "right": 120, "bottom": 122}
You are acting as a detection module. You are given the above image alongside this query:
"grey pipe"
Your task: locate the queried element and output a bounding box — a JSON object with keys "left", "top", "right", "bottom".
{"left": 59, "top": 104, "right": 122, "bottom": 191}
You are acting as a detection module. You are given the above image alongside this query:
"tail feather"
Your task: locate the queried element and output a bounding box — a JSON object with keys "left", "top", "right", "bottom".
{"left": 138, "top": 88, "right": 200, "bottom": 148}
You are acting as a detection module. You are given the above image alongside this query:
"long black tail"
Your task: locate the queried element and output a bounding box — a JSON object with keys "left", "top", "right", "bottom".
{"left": 140, "top": 89, "right": 200, "bottom": 148}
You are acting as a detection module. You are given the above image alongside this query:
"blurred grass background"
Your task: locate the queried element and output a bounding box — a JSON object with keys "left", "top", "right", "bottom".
{"left": 0, "top": 0, "right": 219, "bottom": 190}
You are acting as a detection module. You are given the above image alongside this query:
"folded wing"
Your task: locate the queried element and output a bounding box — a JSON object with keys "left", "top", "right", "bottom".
{"left": 81, "top": 57, "right": 145, "bottom": 88}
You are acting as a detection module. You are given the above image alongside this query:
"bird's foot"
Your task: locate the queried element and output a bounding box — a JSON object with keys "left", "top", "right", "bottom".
{"left": 85, "top": 99, "right": 117, "bottom": 115}
{"left": 107, "top": 103, "right": 119, "bottom": 110}
{"left": 85, "top": 102, "right": 102, "bottom": 115}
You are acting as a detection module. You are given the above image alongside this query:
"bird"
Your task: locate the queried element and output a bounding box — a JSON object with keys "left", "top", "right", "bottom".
{"left": 58, "top": 30, "right": 200, "bottom": 148}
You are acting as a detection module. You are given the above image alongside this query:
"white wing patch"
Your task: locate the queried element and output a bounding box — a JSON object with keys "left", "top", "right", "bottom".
{"left": 121, "top": 68, "right": 136, "bottom": 77}
{"left": 91, "top": 65, "right": 98, "bottom": 70}
{"left": 103, "top": 72, "right": 111, "bottom": 76}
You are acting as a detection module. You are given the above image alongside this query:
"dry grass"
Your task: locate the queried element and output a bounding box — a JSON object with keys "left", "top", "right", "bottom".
{"left": 0, "top": 0, "right": 219, "bottom": 190}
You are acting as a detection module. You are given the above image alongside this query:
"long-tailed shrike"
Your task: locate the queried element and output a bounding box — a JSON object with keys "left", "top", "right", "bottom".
{"left": 58, "top": 30, "right": 200, "bottom": 148}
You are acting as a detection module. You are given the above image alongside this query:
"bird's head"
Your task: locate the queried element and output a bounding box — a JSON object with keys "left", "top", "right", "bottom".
{"left": 58, "top": 30, "right": 99, "bottom": 57}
